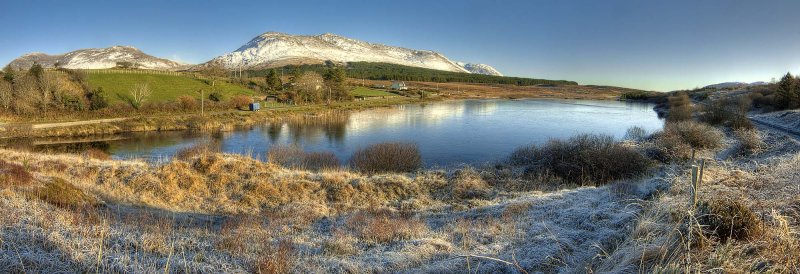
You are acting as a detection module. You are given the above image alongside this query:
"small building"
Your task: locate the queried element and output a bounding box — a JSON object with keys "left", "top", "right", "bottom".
{"left": 390, "top": 81, "right": 408, "bottom": 91}
{"left": 249, "top": 102, "right": 261, "bottom": 111}
{"left": 265, "top": 95, "right": 278, "bottom": 102}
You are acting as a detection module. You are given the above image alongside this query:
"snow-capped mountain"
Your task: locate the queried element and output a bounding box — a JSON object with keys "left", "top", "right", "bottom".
{"left": 457, "top": 62, "right": 503, "bottom": 76}
{"left": 8, "top": 46, "right": 186, "bottom": 70}
{"left": 207, "top": 32, "right": 502, "bottom": 75}
{"left": 703, "top": 81, "right": 769, "bottom": 89}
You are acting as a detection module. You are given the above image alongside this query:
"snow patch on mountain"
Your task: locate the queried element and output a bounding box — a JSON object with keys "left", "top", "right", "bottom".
{"left": 456, "top": 62, "right": 503, "bottom": 76}
{"left": 209, "top": 32, "right": 501, "bottom": 75}
{"left": 8, "top": 46, "right": 186, "bottom": 70}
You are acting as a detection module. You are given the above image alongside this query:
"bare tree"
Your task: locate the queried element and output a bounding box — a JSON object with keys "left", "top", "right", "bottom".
{"left": 129, "top": 83, "right": 151, "bottom": 109}
{"left": 0, "top": 80, "right": 12, "bottom": 110}
{"left": 292, "top": 71, "right": 325, "bottom": 104}
{"left": 37, "top": 72, "right": 58, "bottom": 112}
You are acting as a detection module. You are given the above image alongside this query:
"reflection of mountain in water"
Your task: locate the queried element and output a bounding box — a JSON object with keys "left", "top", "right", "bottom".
{"left": 266, "top": 112, "right": 350, "bottom": 144}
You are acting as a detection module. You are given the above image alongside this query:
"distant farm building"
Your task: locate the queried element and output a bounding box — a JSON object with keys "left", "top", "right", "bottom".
{"left": 391, "top": 81, "right": 408, "bottom": 90}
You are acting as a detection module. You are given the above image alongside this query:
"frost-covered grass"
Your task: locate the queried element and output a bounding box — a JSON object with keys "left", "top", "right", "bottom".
{"left": 597, "top": 126, "right": 800, "bottom": 273}
{"left": 0, "top": 147, "right": 661, "bottom": 273}
{"left": 2, "top": 123, "right": 797, "bottom": 273}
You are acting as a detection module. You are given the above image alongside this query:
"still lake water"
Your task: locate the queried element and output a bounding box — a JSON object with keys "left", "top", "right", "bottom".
{"left": 21, "top": 99, "right": 663, "bottom": 167}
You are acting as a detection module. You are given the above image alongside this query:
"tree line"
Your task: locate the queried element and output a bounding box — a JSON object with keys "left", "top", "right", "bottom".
{"left": 247, "top": 62, "right": 577, "bottom": 86}
{"left": 0, "top": 64, "right": 108, "bottom": 115}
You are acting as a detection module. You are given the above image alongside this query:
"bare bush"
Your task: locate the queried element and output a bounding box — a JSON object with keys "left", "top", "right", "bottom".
{"left": 666, "top": 92, "right": 693, "bottom": 122}
{"left": 267, "top": 145, "right": 340, "bottom": 170}
{"left": 735, "top": 129, "right": 764, "bottom": 155}
{"left": 662, "top": 120, "right": 723, "bottom": 150}
{"left": 699, "top": 97, "right": 752, "bottom": 129}
{"left": 230, "top": 95, "right": 253, "bottom": 110}
{"left": 645, "top": 130, "right": 692, "bottom": 162}
{"left": 510, "top": 134, "right": 650, "bottom": 185}
{"left": 128, "top": 83, "right": 151, "bottom": 109}
{"left": 177, "top": 95, "right": 198, "bottom": 110}
{"left": 624, "top": 126, "right": 648, "bottom": 141}
{"left": 350, "top": 142, "right": 422, "bottom": 173}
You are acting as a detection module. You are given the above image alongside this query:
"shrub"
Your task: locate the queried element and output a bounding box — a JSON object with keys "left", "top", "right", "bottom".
{"left": 620, "top": 90, "right": 652, "bottom": 100}
{"left": 699, "top": 97, "right": 752, "bottom": 129}
{"left": 177, "top": 95, "right": 198, "bottom": 110}
{"left": 696, "top": 198, "right": 762, "bottom": 243}
{"left": 663, "top": 121, "right": 723, "bottom": 150}
{"left": 511, "top": 134, "right": 650, "bottom": 184}
{"left": 208, "top": 91, "right": 224, "bottom": 102}
{"left": 88, "top": 87, "right": 109, "bottom": 110}
{"left": 0, "top": 159, "right": 33, "bottom": 187}
{"left": 624, "top": 126, "right": 648, "bottom": 141}
{"left": 735, "top": 129, "right": 764, "bottom": 155}
{"left": 230, "top": 95, "right": 253, "bottom": 110}
{"left": 667, "top": 92, "right": 694, "bottom": 122}
{"left": 350, "top": 142, "right": 422, "bottom": 173}
{"left": 267, "top": 145, "right": 340, "bottom": 170}
{"left": 645, "top": 130, "right": 692, "bottom": 162}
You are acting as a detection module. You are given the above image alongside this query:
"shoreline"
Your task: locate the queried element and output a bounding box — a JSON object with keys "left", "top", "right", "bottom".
{"left": 1, "top": 90, "right": 625, "bottom": 139}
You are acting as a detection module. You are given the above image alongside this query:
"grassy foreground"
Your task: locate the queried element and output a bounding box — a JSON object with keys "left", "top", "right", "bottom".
{"left": 2, "top": 114, "right": 798, "bottom": 272}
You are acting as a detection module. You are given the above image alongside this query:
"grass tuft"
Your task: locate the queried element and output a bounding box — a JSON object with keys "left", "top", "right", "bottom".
{"left": 267, "top": 145, "right": 340, "bottom": 171}
{"left": 0, "top": 159, "right": 34, "bottom": 187}
{"left": 350, "top": 142, "right": 421, "bottom": 173}
{"left": 696, "top": 198, "right": 762, "bottom": 243}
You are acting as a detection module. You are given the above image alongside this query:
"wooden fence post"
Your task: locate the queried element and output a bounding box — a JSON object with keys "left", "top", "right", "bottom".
{"left": 691, "top": 166, "right": 698, "bottom": 207}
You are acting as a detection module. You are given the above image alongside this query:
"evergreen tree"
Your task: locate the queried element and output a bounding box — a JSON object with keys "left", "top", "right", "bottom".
{"left": 2, "top": 65, "right": 14, "bottom": 83}
{"left": 265, "top": 69, "right": 282, "bottom": 91}
{"left": 28, "top": 63, "right": 43, "bottom": 79}
{"left": 88, "top": 87, "right": 109, "bottom": 110}
{"left": 776, "top": 72, "right": 798, "bottom": 109}
{"left": 324, "top": 67, "right": 351, "bottom": 101}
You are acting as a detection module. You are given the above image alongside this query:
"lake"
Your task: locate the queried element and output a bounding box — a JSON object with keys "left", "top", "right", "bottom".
{"left": 15, "top": 99, "right": 663, "bottom": 167}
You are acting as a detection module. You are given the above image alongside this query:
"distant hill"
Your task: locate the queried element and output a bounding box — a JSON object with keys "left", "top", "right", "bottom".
{"left": 8, "top": 46, "right": 187, "bottom": 71}
{"left": 703, "top": 81, "right": 769, "bottom": 89}
{"left": 248, "top": 62, "right": 577, "bottom": 86}
{"left": 205, "top": 32, "right": 503, "bottom": 76}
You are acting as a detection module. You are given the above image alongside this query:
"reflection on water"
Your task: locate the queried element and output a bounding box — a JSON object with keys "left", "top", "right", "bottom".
{"left": 5, "top": 99, "right": 663, "bottom": 167}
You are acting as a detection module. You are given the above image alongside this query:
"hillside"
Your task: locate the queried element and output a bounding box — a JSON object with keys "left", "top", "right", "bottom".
{"left": 206, "top": 32, "right": 503, "bottom": 76}
{"left": 8, "top": 46, "right": 186, "bottom": 71}
{"left": 85, "top": 71, "right": 255, "bottom": 103}
{"left": 249, "top": 62, "right": 576, "bottom": 86}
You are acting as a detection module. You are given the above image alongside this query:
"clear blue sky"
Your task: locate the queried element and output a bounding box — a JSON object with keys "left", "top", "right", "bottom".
{"left": 2, "top": 0, "right": 799, "bottom": 91}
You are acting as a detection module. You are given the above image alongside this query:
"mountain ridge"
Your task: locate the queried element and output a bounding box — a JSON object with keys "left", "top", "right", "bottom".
{"left": 7, "top": 46, "right": 187, "bottom": 71}
{"left": 207, "top": 32, "right": 503, "bottom": 76}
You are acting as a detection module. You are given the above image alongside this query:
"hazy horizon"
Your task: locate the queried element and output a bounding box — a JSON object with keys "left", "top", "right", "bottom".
{"left": 2, "top": 0, "right": 799, "bottom": 91}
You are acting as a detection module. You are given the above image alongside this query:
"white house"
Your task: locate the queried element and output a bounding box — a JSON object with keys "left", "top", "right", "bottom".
{"left": 390, "top": 81, "right": 408, "bottom": 90}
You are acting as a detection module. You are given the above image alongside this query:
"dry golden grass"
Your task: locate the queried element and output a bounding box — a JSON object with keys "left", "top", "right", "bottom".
{"left": 344, "top": 209, "right": 429, "bottom": 244}
{"left": 0, "top": 159, "right": 33, "bottom": 187}
{"left": 30, "top": 177, "right": 100, "bottom": 208}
